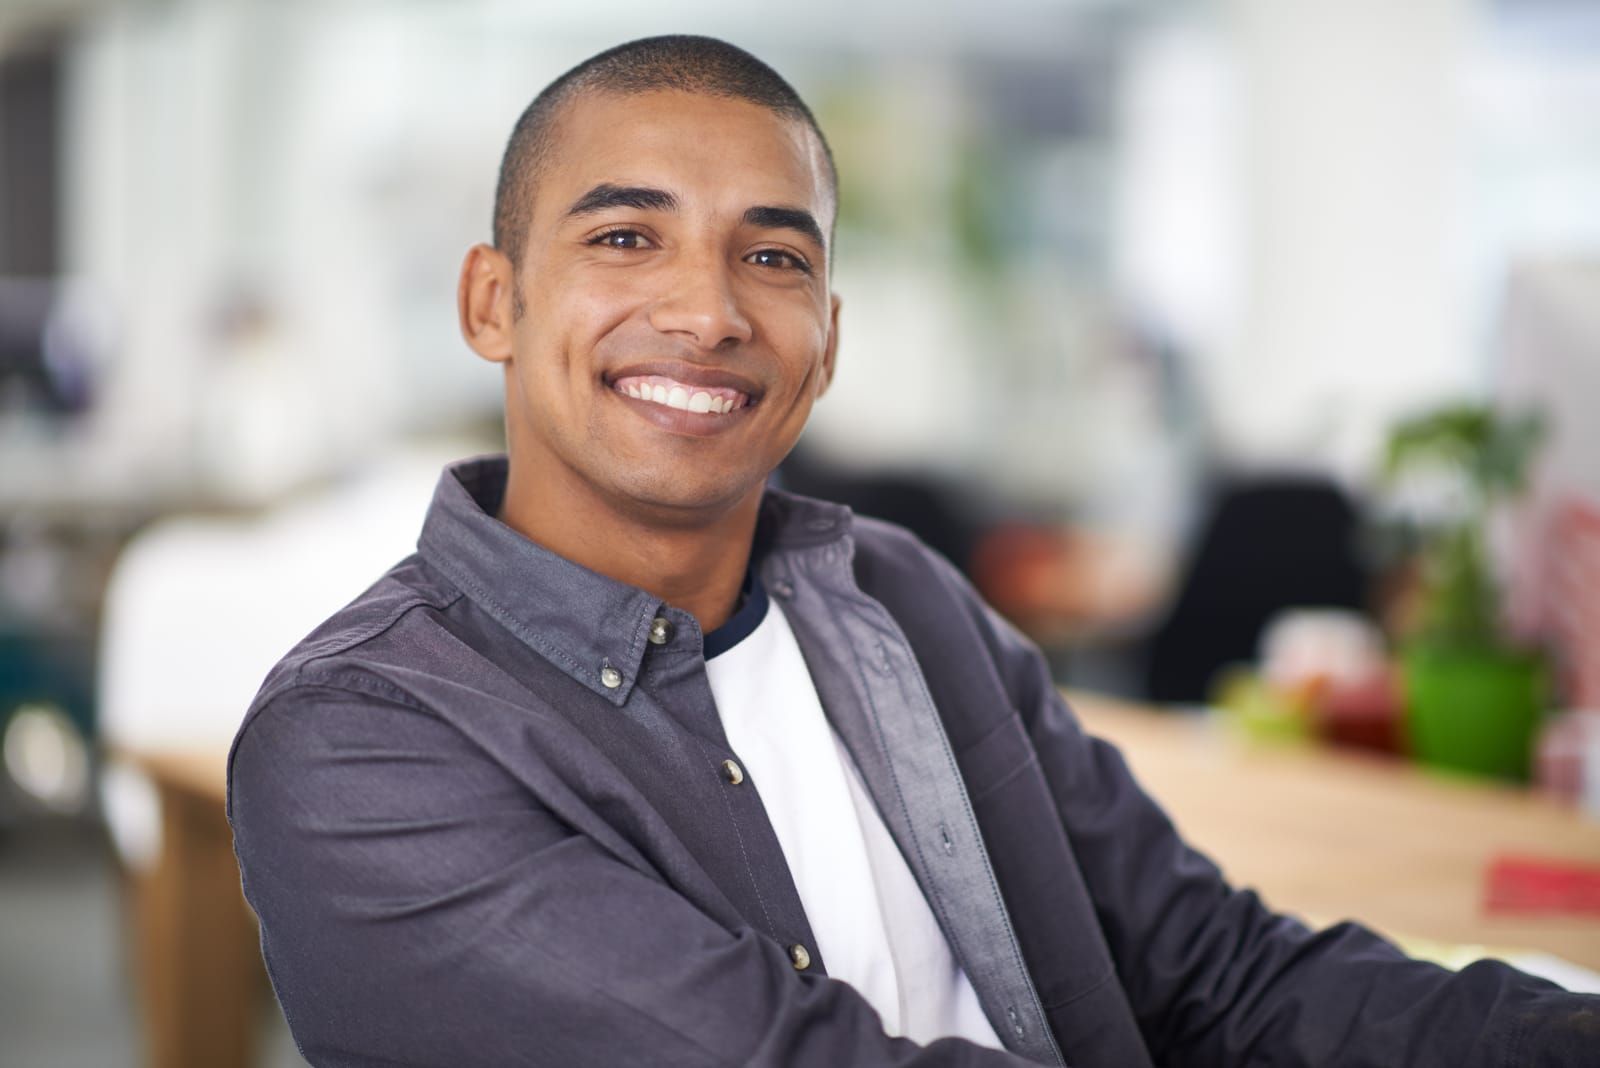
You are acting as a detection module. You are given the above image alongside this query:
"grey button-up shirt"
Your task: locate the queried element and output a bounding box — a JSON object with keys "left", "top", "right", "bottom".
{"left": 230, "top": 456, "right": 1595, "bottom": 1067}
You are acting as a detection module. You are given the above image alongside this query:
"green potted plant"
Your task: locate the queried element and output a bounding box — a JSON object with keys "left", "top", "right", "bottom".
{"left": 1383, "top": 403, "right": 1547, "bottom": 781}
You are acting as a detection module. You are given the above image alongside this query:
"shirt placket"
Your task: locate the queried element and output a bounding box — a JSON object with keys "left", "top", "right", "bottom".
{"left": 630, "top": 603, "right": 827, "bottom": 979}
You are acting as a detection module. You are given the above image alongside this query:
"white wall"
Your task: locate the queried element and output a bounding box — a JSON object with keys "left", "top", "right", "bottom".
{"left": 1216, "top": 0, "right": 1475, "bottom": 478}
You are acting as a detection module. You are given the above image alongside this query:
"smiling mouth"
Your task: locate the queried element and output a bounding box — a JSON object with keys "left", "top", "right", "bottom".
{"left": 612, "top": 374, "right": 752, "bottom": 415}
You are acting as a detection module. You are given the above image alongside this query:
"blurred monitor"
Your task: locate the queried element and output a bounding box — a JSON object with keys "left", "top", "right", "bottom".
{"left": 0, "top": 278, "right": 81, "bottom": 415}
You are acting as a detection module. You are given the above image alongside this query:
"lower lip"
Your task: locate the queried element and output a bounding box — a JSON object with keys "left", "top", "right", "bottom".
{"left": 610, "top": 388, "right": 754, "bottom": 438}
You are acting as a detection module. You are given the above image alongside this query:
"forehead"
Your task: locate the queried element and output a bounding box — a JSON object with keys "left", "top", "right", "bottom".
{"left": 534, "top": 89, "right": 833, "bottom": 226}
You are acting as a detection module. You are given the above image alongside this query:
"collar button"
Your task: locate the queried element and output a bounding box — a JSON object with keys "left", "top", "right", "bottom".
{"left": 599, "top": 665, "right": 623, "bottom": 689}
{"left": 648, "top": 616, "right": 675, "bottom": 645}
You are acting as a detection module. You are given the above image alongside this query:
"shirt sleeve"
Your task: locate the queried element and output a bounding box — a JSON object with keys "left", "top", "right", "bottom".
{"left": 228, "top": 681, "right": 1044, "bottom": 1068}
{"left": 975, "top": 599, "right": 1599, "bottom": 1067}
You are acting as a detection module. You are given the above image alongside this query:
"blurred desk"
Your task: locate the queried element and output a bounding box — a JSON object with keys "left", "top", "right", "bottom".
{"left": 1069, "top": 691, "right": 1600, "bottom": 970}
{"left": 116, "top": 747, "right": 261, "bottom": 1068}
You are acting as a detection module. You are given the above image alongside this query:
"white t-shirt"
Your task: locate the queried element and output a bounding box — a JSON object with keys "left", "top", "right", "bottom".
{"left": 704, "top": 588, "right": 1004, "bottom": 1050}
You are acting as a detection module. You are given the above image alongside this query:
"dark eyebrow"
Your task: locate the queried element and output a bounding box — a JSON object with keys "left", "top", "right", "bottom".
{"left": 743, "top": 205, "right": 826, "bottom": 254}
{"left": 565, "top": 183, "right": 679, "bottom": 219}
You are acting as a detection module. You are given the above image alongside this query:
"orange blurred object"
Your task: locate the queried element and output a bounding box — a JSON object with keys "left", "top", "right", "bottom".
{"left": 970, "top": 522, "right": 1167, "bottom": 643}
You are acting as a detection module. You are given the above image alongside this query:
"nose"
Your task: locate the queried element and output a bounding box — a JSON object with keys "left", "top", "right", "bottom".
{"left": 647, "top": 252, "right": 753, "bottom": 350}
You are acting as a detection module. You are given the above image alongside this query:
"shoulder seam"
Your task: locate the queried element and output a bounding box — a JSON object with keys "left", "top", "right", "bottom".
{"left": 265, "top": 672, "right": 432, "bottom": 715}
{"left": 261, "top": 590, "right": 460, "bottom": 707}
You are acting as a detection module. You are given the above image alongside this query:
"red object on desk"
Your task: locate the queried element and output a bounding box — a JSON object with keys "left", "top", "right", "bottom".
{"left": 1484, "top": 855, "right": 1600, "bottom": 916}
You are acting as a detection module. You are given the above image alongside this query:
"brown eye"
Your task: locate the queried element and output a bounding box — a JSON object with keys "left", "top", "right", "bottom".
{"left": 592, "top": 229, "right": 649, "bottom": 249}
{"left": 748, "top": 248, "right": 810, "bottom": 274}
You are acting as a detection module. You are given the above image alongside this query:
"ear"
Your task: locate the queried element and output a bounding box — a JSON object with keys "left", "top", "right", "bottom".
{"left": 817, "top": 292, "right": 842, "bottom": 398}
{"left": 458, "top": 243, "right": 518, "bottom": 363}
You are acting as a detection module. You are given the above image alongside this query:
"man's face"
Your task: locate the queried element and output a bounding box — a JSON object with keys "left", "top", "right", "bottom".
{"left": 496, "top": 89, "right": 838, "bottom": 525}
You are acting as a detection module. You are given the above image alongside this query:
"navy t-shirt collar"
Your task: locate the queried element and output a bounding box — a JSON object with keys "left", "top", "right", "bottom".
{"left": 703, "top": 570, "right": 769, "bottom": 660}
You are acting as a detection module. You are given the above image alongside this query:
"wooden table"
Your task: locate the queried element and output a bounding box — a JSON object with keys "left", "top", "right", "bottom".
{"left": 1069, "top": 691, "right": 1600, "bottom": 970}
{"left": 115, "top": 748, "right": 264, "bottom": 1068}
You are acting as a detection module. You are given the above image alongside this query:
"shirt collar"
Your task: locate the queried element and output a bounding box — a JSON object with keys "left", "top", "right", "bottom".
{"left": 415, "top": 455, "right": 852, "bottom": 705}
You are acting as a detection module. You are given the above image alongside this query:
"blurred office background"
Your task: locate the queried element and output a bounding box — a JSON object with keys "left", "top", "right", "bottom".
{"left": 2, "top": 0, "right": 1598, "bottom": 1064}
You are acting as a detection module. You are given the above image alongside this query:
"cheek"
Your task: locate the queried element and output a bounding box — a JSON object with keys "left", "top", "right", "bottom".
{"left": 783, "top": 325, "right": 833, "bottom": 397}
{"left": 523, "top": 272, "right": 641, "bottom": 364}
{"left": 752, "top": 295, "right": 831, "bottom": 374}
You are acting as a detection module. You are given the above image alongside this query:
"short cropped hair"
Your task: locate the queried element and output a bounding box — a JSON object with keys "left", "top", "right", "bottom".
{"left": 491, "top": 35, "right": 838, "bottom": 273}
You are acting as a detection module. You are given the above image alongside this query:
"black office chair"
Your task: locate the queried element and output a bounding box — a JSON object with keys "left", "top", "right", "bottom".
{"left": 1144, "top": 476, "right": 1371, "bottom": 704}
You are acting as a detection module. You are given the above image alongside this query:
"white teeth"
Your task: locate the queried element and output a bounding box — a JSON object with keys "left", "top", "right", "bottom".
{"left": 617, "top": 378, "right": 746, "bottom": 415}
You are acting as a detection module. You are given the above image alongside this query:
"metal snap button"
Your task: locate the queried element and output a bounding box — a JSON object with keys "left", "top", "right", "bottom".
{"left": 648, "top": 616, "right": 674, "bottom": 645}
{"left": 599, "top": 665, "right": 623, "bottom": 689}
{"left": 720, "top": 759, "right": 744, "bottom": 785}
{"left": 788, "top": 943, "right": 811, "bottom": 970}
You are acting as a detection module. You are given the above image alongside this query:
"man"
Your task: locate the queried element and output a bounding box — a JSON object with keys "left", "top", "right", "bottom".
{"left": 229, "top": 35, "right": 1593, "bottom": 1067}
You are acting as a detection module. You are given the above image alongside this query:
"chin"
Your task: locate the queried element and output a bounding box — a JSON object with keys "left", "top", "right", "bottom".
{"left": 609, "top": 470, "right": 763, "bottom": 522}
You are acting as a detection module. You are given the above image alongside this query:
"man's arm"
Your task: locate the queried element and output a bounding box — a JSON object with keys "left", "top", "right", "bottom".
{"left": 229, "top": 683, "right": 1040, "bottom": 1068}
{"left": 978, "top": 602, "right": 1598, "bottom": 1066}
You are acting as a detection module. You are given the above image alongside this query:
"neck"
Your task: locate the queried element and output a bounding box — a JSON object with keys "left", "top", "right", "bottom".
{"left": 499, "top": 458, "right": 761, "bottom": 634}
